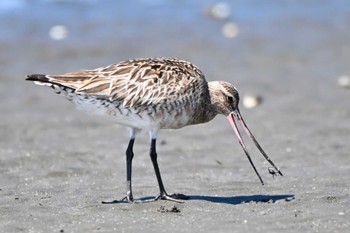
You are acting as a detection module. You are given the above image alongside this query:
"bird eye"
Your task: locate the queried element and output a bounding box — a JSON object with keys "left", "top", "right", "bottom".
{"left": 227, "top": 96, "right": 234, "bottom": 103}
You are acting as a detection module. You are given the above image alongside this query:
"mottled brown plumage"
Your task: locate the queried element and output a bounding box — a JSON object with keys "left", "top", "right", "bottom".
{"left": 27, "top": 58, "right": 239, "bottom": 128}
{"left": 26, "top": 57, "right": 282, "bottom": 203}
{"left": 48, "top": 58, "right": 207, "bottom": 106}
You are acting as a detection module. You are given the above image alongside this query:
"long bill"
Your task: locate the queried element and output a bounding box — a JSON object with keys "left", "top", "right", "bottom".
{"left": 227, "top": 110, "right": 283, "bottom": 185}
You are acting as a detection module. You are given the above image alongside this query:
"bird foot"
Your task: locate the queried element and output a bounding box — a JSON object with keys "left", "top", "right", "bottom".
{"left": 102, "top": 193, "right": 189, "bottom": 204}
{"left": 101, "top": 195, "right": 135, "bottom": 204}
{"left": 153, "top": 193, "right": 189, "bottom": 203}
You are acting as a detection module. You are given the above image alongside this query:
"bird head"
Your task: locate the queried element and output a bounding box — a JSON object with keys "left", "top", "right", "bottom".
{"left": 208, "top": 81, "right": 240, "bottom": 115}
{"left": 209, "top": 81, "right": 282, "bottom": 185}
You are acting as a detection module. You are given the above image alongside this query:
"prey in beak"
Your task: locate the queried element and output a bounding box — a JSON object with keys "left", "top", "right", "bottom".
{"left": 227, "top": 109, "right": 283, "bottom": 185}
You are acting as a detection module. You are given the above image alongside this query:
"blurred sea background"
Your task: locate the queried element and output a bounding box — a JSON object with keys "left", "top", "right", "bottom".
{"left": 1, "top": 0, "right": 350, "bottom": 78}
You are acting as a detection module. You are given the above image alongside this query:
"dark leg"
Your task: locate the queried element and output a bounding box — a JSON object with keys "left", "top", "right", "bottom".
{"left": 126, "top": 138, "right": 135, "bottom": 202}
{"left": 150, "top": 139, "right": 167, "bottom": 196}
{"left": 102, "top": 137, "right": 135, "bottom": 204}
{"left": 149, "top": 139, "right": 189, "bottom": 202}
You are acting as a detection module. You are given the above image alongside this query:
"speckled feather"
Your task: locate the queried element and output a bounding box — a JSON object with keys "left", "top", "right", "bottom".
{"left": 26, "top": 57, "right": 282, "bottom": 190}
{"left": 49, "top": 58, "right": 208, "bottom": 107}
{"left": 26, "top": 58, "right": 239, "bottom": 130}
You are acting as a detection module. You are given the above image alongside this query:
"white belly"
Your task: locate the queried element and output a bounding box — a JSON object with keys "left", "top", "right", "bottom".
{"left": 51, "top": 84, "right": 196, "bottom": 130}
{"left": 72, "top": 94, "right": 193, "bottom": 130}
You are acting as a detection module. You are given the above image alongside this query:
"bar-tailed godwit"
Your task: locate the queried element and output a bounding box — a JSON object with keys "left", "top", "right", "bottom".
{"left": 26, "top": 58, "right": 282, "bottom": 203}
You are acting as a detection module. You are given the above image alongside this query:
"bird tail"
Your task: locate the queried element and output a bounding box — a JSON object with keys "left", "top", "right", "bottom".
{"left": 26, "top": 73, "right": 79, "bottom": 101}
{"left": 26, "top": 74, "right": 76, "bottom": 91}
{"left": 26, "top": 74, "right": 49, "bottom": 82}
{"left": 26, "top": 74, "right": 52, "bottom": 86}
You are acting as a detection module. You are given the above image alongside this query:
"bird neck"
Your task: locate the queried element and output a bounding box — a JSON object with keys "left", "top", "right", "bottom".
{"left": 190, "top": 82, "right": 223, "bottom": 124}
{"left": 187, "top": 83, "right": 220, "bottom": 125}
{"left": 207, "top": 81, "right": 224, "bottom": 115}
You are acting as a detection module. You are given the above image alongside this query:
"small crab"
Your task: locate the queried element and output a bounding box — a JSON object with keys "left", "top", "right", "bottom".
{"left": 268, "top": 167, "right": 280, "bottom": 179}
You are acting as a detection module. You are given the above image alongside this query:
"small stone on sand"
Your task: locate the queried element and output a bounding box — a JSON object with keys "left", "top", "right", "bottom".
{"left": 49, "top": 25, "right": 68, "bottom": 40}
{"left": 243, "top": 95, "right": 263, "bottom": 109}
{"left": 205, "top": 2, "right": 231, "bottom": 20}
{"left": 222, "top": 22, "right": 239, "bottom": 38}
{"left": 338, "top": 75, "right": 350, "bottom": 88}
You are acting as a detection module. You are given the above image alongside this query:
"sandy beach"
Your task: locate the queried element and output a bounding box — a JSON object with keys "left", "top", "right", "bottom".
{"left": 0, "top": 1, "right": 349, "bottom": 232}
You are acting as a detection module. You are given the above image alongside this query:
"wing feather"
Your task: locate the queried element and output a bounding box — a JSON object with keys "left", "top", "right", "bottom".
{"left": 39, "top": 58, "right": 208, "bottom": 108}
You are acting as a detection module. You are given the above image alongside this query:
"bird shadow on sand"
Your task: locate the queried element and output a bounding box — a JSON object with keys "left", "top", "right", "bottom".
{"left": 187, "top": 194, "right": 295, "bottom": 205}
{"left": 102, "top": 194, "right": 294, "bottom": 205}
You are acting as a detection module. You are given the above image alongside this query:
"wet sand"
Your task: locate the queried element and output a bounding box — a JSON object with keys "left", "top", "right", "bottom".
{"left": 1, "top": 1, "right": 349, "bottom": 232}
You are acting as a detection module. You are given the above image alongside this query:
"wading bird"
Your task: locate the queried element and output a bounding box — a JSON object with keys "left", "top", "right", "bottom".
{"left": 26, "top": 58, "right": 282, "bottom": 203}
